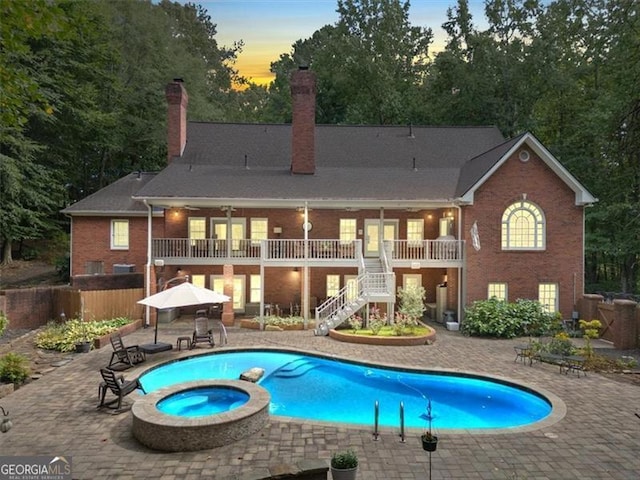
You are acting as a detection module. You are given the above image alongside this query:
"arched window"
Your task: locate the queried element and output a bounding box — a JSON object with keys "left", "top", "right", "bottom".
{"left": 501, "top": 200, "right": 545, "bottom": 250}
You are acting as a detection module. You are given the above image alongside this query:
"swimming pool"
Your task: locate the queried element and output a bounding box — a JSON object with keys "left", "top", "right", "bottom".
{"left": 139, "top": 349, "right": 556, "bottom": 431}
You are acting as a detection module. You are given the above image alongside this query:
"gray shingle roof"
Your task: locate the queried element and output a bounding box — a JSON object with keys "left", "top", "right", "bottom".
{"left": 61, "top": 172, "right": 156, "bottom": 215}
{"left": 133, "top": 123, "right": 506, "bottom": 204}
{"left": 455, "top": 133, "right": 525, "bottom": 198}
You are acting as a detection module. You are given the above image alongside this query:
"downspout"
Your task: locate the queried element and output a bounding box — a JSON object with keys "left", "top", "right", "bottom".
{"left": 303, "top": 202, "right": 309, "bottom": 326}
{"left": 455, "top": 205, "right": 463, "bottom": 324}
{"left": 143, "top": 200, "right": 152, "bottom": 327}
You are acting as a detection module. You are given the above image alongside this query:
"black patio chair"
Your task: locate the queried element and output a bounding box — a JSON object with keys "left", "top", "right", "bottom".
{"left": 98, "top": 368, "right": 145, "bottom": 410}
{"left": 108, "top": 333, "right": 146, "bottom": 370}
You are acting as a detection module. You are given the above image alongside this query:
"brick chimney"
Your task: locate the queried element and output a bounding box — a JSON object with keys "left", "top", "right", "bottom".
{"left": 290, "top": 67, "right": 316, "bottom": 174}
{"left": 165, "top": 78, "right": 189, "bottom": 163}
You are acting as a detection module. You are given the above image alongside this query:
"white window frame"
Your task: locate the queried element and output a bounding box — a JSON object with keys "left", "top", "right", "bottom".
{"left": 403, "top": 274, "right": 422, "bottom": 291}
{"left": 487, "top": 283, "right": 508, "bottom": 301}
{"left": 250, "top": 274, "right": 261, "bottom": 303}
{"left": 326, "top": 274, "right": 340, "bottom": 298}
{"left": 501, "top": 200, "right": 545, "bottom": 250}
{"left": 189, "top": 217, "right": 206, "bottom": 246}
{"left": 211, "top": 274, "right": 245, "bottom": 311}
{"left": 344, "top": 275, "right": 358, "bottom": 302}
{"left": 250, "top": 218, "right": 268, "bottom": 246}
{"left": 110, "top": 219, "right": 129, "bottom": 250}
{"left": 339, "top": 219, "right": 357, "bottom": 245}
{"left": 190, "top": 274, "right": 205, "bottom": 288}
{"left": 538, "top": 283, "right": 558, "bottom": 314}
{"left": 212, "top": 217, "right": 246, "bottom": 250}
{"left": 407, "top": 219, "right": 424, "bottom": 246}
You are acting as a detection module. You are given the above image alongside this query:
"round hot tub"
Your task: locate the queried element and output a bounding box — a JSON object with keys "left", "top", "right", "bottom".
{"left": 132, "top": 380, "right": 270, "bottom": 452}
{"left": 157, "top": 386, "right": 250, "bottom": 417}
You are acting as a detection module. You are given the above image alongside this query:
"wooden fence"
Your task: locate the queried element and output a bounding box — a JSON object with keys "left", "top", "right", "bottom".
{"left": 70, "top": 288, "right": 145, "bottom": 321}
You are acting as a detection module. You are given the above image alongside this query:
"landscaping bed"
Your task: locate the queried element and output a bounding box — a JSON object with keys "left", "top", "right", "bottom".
{"left": 329, "top": 326, "right": 436, "bottom": 346}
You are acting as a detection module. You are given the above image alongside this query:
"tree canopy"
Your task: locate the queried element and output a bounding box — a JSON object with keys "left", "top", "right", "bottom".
{"left": 0, "top": 0, "right": 637, "bottom": 294}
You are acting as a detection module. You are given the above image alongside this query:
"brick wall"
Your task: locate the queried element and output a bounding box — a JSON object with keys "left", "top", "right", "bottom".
{"left": 165, "top": 80, "right": 188, "bottom": 162}
{"left": 462, "top": 147, "right": 585, "bottom": 317}
{"left": 2, "top": 287, "right": 58, "bottom": 329}
{"left": 70, "top": 217, "right": 151, "bottom": 276}
{"left": 290, "top": 67, "right": 316, "bottom": 174}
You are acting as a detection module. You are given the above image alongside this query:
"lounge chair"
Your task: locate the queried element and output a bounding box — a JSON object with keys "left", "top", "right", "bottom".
{"left": 108, "top": 333, "right": 146, "bottom": 370}
{"left": 191, "top": 316, "right": 214, "bottom": 349}
{"left": 98, "top": 368, "right": 145, "bottom": 410}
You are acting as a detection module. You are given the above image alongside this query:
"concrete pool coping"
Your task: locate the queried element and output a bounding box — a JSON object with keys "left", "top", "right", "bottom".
{"left": 135, "top": 346, "right": 566, "bottom": 436}
{"left": 131, "top": 379, "right": 271, "bottom": 451}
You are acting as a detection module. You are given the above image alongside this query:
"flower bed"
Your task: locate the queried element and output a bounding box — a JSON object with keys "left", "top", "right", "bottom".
{"left": 240, "top": 316, "right": 315, "bottom": 331}
{"left": 329, "top": 326, "right": 436, "bottom": 346}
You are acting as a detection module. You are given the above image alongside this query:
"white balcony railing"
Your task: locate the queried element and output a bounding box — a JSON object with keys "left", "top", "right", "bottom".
{"left": 152, "top": 238, "right": 464, "bottom": 263}
{"left": 392, "top": 239, "right": 463, "bottom": 261}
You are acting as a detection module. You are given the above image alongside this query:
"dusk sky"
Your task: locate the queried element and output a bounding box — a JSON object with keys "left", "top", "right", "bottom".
{"left": 192, "top": 1, "right": 488, "bottom": 85}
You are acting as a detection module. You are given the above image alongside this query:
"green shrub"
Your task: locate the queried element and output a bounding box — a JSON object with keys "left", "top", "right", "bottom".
{"left": 0, "top": 352, "right": 31, "bottom": 385}
{"left": 0, "top": 312, "right": 8, "bottom": 337}
{"left": 397, "top": 285, "right": 426, "bottom": 321}
{"left": 35, "top": 317, "right": 131, "bottom": 352}
{"left": 331, "top": 449, "right": 358, "bottom": 469}
{"left": 462, "top": 298, "right": 560, "bottom": 339}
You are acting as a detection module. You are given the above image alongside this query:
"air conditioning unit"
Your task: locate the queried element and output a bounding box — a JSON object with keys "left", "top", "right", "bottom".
{"left": 113, "top": 264, "right": 135, "bottom": 273}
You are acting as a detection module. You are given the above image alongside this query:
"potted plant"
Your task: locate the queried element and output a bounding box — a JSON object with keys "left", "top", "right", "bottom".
{"left": 420, "top": 398, "right": 438, "bottom": 452}
{"left": 421, "top": 430, "right": 438, "bottom": 452}
{"left": 74, "top": 320, "right": 92, "bottom": 353}
{"left": 330, "top": 449, "right": 358, "bottom": 480}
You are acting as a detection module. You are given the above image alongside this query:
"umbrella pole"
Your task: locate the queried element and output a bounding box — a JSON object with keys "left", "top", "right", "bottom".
{"left": 154, "top": 309, "right": 159, "bottom": 344}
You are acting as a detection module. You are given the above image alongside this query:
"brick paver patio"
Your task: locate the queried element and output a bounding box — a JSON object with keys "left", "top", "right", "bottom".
{"left": 0, "top": 319, "right": 638, "bottom": 479}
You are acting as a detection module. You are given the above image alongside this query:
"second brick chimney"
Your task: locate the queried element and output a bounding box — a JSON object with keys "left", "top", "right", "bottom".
{"left": 290, "top": 67, "right": 316, "bottom": 175}
{"left": 165, "top": 78, "right": 189, "bottom": 163}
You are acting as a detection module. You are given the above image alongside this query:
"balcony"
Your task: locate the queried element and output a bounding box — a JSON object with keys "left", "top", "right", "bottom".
{"left": 151, "top": 238, "right": 464, "bottom": 267}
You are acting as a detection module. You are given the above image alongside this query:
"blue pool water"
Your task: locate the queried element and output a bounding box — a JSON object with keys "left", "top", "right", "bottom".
{"left": 157, "top": 386, "right": 249, "bottom": 417}
{"left": 140, "top": 350, "right": 552, "bottom": 429}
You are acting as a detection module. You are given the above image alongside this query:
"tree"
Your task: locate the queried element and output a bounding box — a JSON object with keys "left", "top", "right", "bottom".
{"left": 267, "top": 0, "right": 433, "bottom": 125}
{"left": 531, "top": 0, "right": 640, "bottom": 292}
{"left": 0, "top": 0, "right": 69, "bottom": 263}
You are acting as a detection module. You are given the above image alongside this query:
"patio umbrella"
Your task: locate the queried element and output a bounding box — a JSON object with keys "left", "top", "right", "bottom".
{"left": 137, "top": 282, "right": 230, "bottom": 352}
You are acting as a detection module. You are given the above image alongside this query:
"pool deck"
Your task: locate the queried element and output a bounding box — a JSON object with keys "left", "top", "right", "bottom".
{"left": 1, "top": 318, "right": 639, "bottom": 479}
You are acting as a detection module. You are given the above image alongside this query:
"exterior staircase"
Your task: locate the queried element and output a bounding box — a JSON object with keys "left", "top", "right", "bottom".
{"left": 314, "top": 253, "right": 395, "bottom": 336}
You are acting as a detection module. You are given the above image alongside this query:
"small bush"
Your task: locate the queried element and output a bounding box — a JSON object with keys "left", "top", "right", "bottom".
{"left": 348, "top": 315, "right": 363, "bottom": 333}
{"left": 397, "top": 285, "right": 426, "bottom": 321}
{"left": 462, "top": 298, "right": 560, "bottom": 339}
{"left": 0, "top": 312, "right": 8, "bottom": 337}
{"left": 0, "top": 352, "right": 31, "bottom": 385}
{"left": 331, "top": 449, "right": 358, "bottom": 469}
{"left": 368, "top": 307, "right": 387, "bottom": 335}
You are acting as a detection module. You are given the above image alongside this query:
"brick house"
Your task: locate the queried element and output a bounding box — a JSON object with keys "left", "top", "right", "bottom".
{"left": 62, "top": 67, "right": 596, "bottom": 331}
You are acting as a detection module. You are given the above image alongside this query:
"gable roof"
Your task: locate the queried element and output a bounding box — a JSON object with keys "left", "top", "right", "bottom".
{"left": 62, "top": 125, "right": 596, "bottom": 214}
{"left": 131, "top": 123, "right": 506, "bottom": 208}
{"left": 456, "top": 132, "right": 597, "bottom": 206}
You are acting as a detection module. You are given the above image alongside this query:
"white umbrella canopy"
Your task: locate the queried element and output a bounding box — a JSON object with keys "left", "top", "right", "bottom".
{"left": 138, "top": 282, "right": 230, "bottom": 351}
{"left": 138, "top": 281, "right": 230, "bottom": 309}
